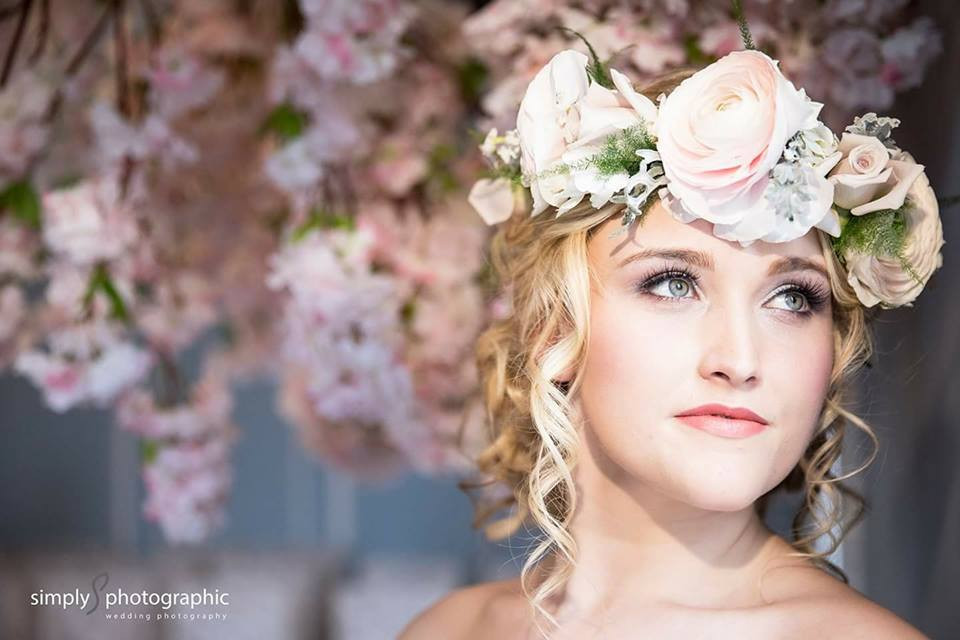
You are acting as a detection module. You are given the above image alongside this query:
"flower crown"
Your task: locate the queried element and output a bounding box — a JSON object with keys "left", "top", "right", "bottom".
{"left": 468, "top": 32, "right": 947, "bottom": 310}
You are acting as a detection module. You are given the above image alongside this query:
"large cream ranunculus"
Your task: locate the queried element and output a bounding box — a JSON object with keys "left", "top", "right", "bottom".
{"left": 516, "top": 50, "right": 658, "bottom": 216}
{"left": 842, "top": 159, "right": 944, "bottom": 308}
{"left": 655, "top": 50, "right": 823, "bottom": 240}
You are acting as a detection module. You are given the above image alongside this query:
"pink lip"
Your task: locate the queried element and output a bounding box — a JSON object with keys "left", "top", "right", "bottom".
{"left": 675, "top": 415, "right": 768, "bottom": 438}
{"left": 675, "top": 403, "right": 769, "bottom": 439}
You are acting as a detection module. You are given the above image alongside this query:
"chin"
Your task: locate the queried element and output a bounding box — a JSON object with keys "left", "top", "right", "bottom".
{"left": 670, "top": 473, "right": 771, "bottom": 513}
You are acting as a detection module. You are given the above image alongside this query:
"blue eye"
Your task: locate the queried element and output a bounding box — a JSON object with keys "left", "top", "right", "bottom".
{"left": 766, "top": 284, "right": 830, "bottom": 315}
{"left": 772, "top": 289, "right": 808, "bottom": 312}
{"left": 647, "top": 274, "right": 695, "bottom": 299}
{"left": 634, "top": 266, "right": 830, "bottom": 317}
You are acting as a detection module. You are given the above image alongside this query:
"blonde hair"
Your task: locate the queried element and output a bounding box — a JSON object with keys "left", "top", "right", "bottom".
{"left": 461, "top": 69, "right": 879, "bottom": 638}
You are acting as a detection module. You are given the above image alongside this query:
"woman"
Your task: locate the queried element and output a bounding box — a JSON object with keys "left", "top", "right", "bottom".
{"left": 401, "top": 38, "right": 943, "bottom": 640}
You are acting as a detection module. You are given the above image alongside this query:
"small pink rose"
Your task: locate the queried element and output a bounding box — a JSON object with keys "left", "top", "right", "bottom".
{"left": 828, "top": 132, "right": 925, "bottom": 215}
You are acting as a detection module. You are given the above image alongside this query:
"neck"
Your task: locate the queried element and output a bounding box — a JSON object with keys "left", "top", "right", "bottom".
{"left": 544, "top": 418, "right": 791, "bottom": 622}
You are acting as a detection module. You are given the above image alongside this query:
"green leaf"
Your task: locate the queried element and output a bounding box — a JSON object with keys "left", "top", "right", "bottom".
{"left": 0, "top": 180, "right": 41, "bottom": 229}
{"left": 683, "top": 34, "right": 717, "bottom": 66}
{"left": 261, "top": 103, "right": 310, "bottom": 142}
{"left": 141, "top": 439, "right": 159, "bottom": 464}
{"left": 400, "top": 298, "right": 416, "bottom": 326}
{"left": 427, "top": 144, "right": 459, "bottom": 192}
{"left": 558, "top": 27, "right": 614, "bottom": 88}
{"left": 457, "top": 57, "right": 488, "bottom": 106}
{"left": 82, "top": 263, "right": 130, "bottom": 322}
{"left": 291, "top": 208, "right": 355, "bottom": 241}
{"left": 486, "top": 164, "right": 524, "bottom": 187}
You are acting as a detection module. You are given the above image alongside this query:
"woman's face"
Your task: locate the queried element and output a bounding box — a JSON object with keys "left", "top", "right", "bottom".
{"left": 576, "top": 201, "right": 835, "bottom": 511}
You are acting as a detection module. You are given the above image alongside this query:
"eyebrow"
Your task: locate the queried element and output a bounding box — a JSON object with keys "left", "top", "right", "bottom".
{"left": 616, "top": 248, "right": 829, "bottom": 280}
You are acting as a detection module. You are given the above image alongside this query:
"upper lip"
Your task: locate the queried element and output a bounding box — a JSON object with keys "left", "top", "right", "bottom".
{"left": 675, "top": 403, "right": 769, "bottom": 425}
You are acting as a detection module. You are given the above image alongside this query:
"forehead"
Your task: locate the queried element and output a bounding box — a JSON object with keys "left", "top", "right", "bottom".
{"left": 589, "top": 200, "right": 827, "bottom": 274}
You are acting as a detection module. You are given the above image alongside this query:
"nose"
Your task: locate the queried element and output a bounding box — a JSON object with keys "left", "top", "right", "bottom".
{"left": 697, "top": 301, "right": 761, "bottom": 388}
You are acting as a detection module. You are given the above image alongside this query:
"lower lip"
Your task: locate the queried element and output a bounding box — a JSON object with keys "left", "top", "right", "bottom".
{"left": 675, "top": 415, "right": 768, "bottom": 438}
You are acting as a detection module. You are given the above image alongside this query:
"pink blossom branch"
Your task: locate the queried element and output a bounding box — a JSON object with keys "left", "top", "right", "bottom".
{"left": 113, "top": 0, "right": 130, "bottom": 118}
{"left": 138, "top": 0, "right": 161, "bottom": 46}
{"left": 28, "top": 0, "right": 48, "bottom": 63}
{"left": 0, "top": 0, "right": 32, "bottom": 87}
{"left": 0, "top": 1, "right": 25, "bottom": 21}
{"left": 64, "top": 3, "right": 112, "bottom": 78}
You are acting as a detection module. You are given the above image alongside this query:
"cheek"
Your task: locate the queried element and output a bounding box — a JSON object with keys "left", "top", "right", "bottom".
{"left": 578, "top": 292, "right": 700, "bottom": 491}
{"left": 580, "top": 292, "right": 694, "bottom": 436}
{"left": 765, "top": 324, "right": 835, "bottom": 479}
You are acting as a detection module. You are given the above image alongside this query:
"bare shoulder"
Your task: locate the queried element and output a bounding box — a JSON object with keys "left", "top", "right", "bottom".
{"left": 398, "top": 576, "right": 528, "bottom": 640}
{"left": 757, "top": 562, "right": 928, "bottom": 639}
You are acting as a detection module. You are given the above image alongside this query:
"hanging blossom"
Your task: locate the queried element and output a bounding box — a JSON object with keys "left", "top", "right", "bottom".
{"left": 266, "top": 224, "right": 446, "bottom": 474}
{"left": 14, "top": 321, "right": 153, "bottom": 413}
{"left": 89, "top": 102, "right": 199, "bottom": 170}
{"left": 260, "top": 65, "right": 364, "bottom": 213}
{"left": 137, "top": 273, "right": 220, "bottom": 355}
{"left": 293, "top": 0, "right": 417, "bottom": 85}
{"left": 41, "top": 176, "right": 141, "bottom": 266}
{"left": 0, "top": 218, "right": 41, "bottom": 280}
{"left": 359, "top": 200, "right": 493, "bottom": 472}
{"left": 464, "top": 0, "right": 942, "bottom": 130}
{"left": 143, "top": 46, "right": 226, "bottom": 119}
{"left": 116, "top": 371, "right": 236, "bottom": 544}
{"left": 0, "top": 67, "right": 56, "bottom": 187}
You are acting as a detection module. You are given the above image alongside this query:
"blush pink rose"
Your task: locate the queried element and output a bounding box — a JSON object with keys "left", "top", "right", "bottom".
{"left": 841, "top": 156, "right": 944, "bottom": 308}
{"left": 828, "top": 132, "right": 925, "bottom": 215}
{"left": 655, "top": 50, "right": 822, "bottom": 230}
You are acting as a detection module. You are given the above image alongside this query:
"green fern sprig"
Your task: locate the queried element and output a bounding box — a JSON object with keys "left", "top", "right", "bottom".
{"left": 831, "top": 202, "right": 924, "bottom": 288}
{"left": 730, "top": 0, "right": 756, "bottom": 51}
{"left": 529, "top": 124, "right": 657, "bottom": 184}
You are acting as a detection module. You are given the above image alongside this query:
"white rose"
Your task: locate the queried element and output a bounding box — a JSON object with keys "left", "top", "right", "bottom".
{"left": 517, "top": 50, "right": 590, "bottom": 215}
{"left": 516, "top": 50, "right": 658, "bottom": 216}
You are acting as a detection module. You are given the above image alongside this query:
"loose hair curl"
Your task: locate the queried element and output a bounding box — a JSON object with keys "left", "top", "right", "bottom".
{"left": 461, "top": 70, "right": 880, "bottom": 638}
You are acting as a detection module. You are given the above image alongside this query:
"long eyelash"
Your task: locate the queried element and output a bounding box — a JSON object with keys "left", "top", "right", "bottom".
{"left": 634, "top": 266, "right": 831, "bottom": 316}
{"left": 634, "top": 265, "right": 701, "bottom": 303}
{"left": 769, "top": 279, "right": 831, "bottom": 316}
